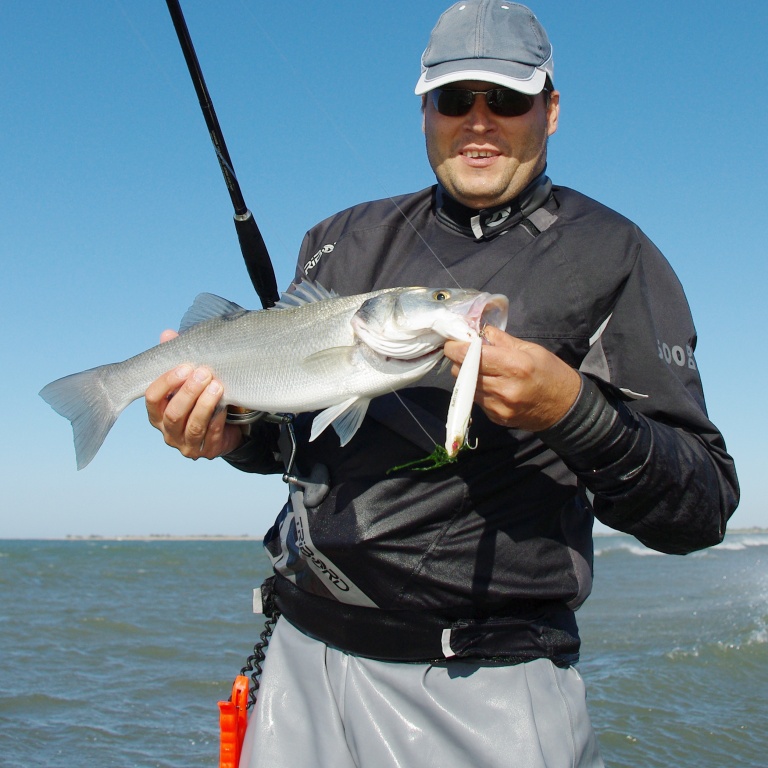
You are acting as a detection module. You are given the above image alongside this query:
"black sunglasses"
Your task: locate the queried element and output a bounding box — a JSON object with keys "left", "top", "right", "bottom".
{"left": 430, "top": 87, "right": 540, "bottom": 118}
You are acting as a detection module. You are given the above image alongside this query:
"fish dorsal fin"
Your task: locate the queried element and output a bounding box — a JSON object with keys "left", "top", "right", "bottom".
{"left": 179, "top": 294, "right": 246, "bottom": 333}
{"left": 274, "top": 279, "right": 338, "bottom": 310}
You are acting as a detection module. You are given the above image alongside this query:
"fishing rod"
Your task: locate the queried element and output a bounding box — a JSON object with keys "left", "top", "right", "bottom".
{"left": 165, "top": 0, "right": 279, "bottom": 309}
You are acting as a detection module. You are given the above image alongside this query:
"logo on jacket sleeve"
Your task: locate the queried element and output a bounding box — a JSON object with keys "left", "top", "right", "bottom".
{"left": 657, "top": 339, "right": 697, "bottom": 370}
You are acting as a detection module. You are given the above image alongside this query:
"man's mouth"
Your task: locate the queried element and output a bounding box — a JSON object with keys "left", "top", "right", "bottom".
{"left": 462, "top": 149, "right": 498, "bottom": 159}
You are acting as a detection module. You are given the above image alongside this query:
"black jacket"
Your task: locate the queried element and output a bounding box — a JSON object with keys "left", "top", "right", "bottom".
{"left": 226, "top": 179, "right": 739, "bottom": 661}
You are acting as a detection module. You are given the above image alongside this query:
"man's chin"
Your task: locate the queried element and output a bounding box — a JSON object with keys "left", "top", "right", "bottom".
{"left": 450, "top": 188, "right": 510, "bottom": 209}
{"left": 441, "top": 172, "right": 516, "bottom": 209}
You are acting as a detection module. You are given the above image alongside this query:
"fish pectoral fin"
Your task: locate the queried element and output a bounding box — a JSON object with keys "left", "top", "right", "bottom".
{"left": 303, "top": 347, "right": 369, "bottom": 444}
{"left": 301, "top": 346, "right": 358, "bottom": 376}
{"left": 310, "top": 397, "right": 371, "bottom": 446}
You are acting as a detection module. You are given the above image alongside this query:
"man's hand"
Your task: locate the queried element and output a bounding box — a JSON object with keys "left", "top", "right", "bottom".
{"left": 444, "top": 325, "right": 581, "bottom": 432}
{"left": 144, "top": 330, "right": 244, "bottom": 460}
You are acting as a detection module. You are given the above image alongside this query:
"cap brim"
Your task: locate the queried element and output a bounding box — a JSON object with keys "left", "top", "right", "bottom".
{"left": 415, "top": 59, "right": 550, "bottom": 96}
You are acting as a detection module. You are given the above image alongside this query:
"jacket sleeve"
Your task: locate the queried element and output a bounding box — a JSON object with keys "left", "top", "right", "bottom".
{"left": 539, "top": 233, "right": 739, "bottom": 554}
{"left": 221, "top": 420, "right": 283, "bottom": 475}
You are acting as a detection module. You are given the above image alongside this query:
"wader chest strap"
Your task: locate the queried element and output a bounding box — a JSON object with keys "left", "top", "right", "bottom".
{"left": 272, "top": 573, "right": 580, "bottom": 665}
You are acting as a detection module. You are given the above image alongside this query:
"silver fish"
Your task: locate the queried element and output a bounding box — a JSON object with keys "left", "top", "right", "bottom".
{"left": 40, "top": 281, "right": 508, "bottom": 469}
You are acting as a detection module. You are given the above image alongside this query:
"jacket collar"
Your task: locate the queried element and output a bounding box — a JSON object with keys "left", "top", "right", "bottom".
{"left": 435, "top": 171, "right": 552, "bottom": 241}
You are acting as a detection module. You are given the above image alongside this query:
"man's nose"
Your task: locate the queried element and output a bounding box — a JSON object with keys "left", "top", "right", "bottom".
{"left": 463, "top": 96, "right": 497, "bottom": 132}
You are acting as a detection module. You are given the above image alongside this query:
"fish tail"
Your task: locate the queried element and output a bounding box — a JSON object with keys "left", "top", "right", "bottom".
{"left": 39, "top": 365, "right": 127, "bottom": 470}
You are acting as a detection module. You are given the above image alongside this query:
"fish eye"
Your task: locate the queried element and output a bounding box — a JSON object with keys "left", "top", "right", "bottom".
{"left": 432, "top": 290, "right": 451, "bottom": 301}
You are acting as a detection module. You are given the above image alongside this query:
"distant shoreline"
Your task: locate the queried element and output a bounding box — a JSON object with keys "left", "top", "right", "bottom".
{"left": 64, "top": 534, "right": 263, "bottom": 541}
{"left": 3, "top": 529, "right": 765, "bottom": 542}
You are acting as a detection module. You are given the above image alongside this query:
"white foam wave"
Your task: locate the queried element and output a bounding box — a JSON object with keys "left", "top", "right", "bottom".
{"left": 665, "top": 625, "right": 767, "bottom": 659}
{"left": 594, "top": 540, "right": 666, "bottom": 557}
{"left": 715, "top": 535, "right": 768, "bottom": 551}
{"left": 594, "top": 533, "right": 768, "bottom": 557}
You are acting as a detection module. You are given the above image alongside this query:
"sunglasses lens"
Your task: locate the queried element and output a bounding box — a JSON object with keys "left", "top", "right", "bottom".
{"left": 431, "top": 88, "right": 536, "bottom": 118}
{"left": 486, "top": 89, "right": 535, "bottom": 117}
{"left": 432, "top": 89, "right": 475, "bottom": 116}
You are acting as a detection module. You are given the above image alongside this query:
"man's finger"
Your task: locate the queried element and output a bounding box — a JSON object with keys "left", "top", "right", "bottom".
{"left": 181, "top": 377, "right": 223, "bottom": 443}
{"left": 145, "top": 365, "right": 194, "bottom": 423}
{"left": 162, "top": 367, "right": 213, "bottom": 428}
{"left": 443, "top": 339, "right": 470, "bottom": 365}
{"left": 160, "top": 329, "right": 180, "bottom": 344}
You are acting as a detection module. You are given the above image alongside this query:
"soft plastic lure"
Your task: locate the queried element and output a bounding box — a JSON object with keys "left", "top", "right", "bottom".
{"left": 389, "top": 331, "right": 482, "bottom": 473}
{"left": 444, "top": 331, "right": 482, "bottom": 458}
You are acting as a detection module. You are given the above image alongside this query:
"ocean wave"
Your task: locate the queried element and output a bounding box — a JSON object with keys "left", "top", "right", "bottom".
{"left": 664, "top": 617, "right": 768, "bottom": 659}
{"left": 713, "top": 536, "right": 768, "bottom": 551}
{"left": 594, "top": 533, "right": 768, "bottom": 557}
{"left": 594, "top": 540, "right": 666, "bottom": 557}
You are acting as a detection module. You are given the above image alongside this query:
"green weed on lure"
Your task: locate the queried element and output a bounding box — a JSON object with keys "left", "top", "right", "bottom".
{"left": 389, "top": 332, "right": 483, "bottom": 473}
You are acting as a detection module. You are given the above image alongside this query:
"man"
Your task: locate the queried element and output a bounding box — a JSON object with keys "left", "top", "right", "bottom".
{"left": 146, "top": 2, "right": 739, "bottom": 766}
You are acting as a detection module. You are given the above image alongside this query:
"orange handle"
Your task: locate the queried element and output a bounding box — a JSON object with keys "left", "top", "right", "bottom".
{"left": 219, "top": 675, "right": 250, "bottom": 768}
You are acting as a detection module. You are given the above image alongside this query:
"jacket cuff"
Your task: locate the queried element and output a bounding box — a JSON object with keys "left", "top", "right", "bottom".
{"left": 537, "top": 375, "right": 652, "bottom": 487}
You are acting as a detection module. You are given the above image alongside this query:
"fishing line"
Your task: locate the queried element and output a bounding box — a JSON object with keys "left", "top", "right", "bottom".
{"left": 234, "top": 0, "right": 463, "bottom": 290}
{"left": 390, "top": 390, "right": 441, "bottom": 448}
{"left": 112, "top": 0, "right": 191, "bottom": 104}
{"left": 113, "top": 0, "right": 298, "bottom": 276}
{"left": 115, "top": 0, "right": 462, "bottom": 289}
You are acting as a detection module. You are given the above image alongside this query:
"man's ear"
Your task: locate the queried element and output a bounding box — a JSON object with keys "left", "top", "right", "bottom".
{"left": 547, "top": 90, "right": 560, "bottom": 137}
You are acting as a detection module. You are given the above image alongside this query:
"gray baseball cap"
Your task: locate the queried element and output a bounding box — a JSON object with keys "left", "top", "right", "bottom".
{"left": 415, "top": 1, "right": 554, "bottom": 95}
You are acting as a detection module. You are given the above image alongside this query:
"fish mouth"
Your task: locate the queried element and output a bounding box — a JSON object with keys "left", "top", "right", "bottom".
{"left": 457, "top": 292, "right": 509, "bottom": 334}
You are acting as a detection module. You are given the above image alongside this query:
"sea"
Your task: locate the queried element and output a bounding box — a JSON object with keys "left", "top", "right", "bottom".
{"left": 0, "top": 533, "right": 765, "bottom": 768}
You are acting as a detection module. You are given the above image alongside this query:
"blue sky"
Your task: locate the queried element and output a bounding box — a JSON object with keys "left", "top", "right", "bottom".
{"left": 2, "top": 0, "right": 766, "bottom": 538}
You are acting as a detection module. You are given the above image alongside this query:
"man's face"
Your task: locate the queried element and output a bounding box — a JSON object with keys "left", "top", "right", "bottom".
{"left": 423, "top": 81, "right": 560, "bottom": 209}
